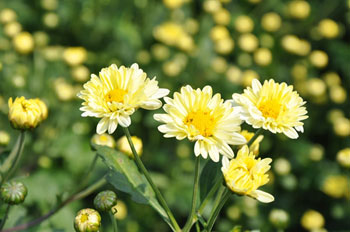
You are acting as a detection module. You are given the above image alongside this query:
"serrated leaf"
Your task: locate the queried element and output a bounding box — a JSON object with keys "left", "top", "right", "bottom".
{"left": 94, "top": 144, "right": 174, "bottom": 230}
{"left": 199, "top": 159, "right": 222, "bottom": 202}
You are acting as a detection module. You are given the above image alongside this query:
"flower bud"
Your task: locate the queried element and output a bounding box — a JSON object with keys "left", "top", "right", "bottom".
{"left": 116, "top": 136, "right": 143, "bottom": 158}
{"left": 0, "top": 130, "right": 10, "bottom": 146}
{"left": 91, "top": 133, "right": 116, "bottom": 148}
{"left": 8, "top": 97, "right": 48, "bottom": 130}
{"left": 94, "top": 190, "right": 117, "bottom": 212}
{"left": 0, "top": 181, "right": 28, "bottom": 205}
{"left": 74, "top": 208, "right": 101, "bottom": 232}
{"left": 269, "top": 209, "right": 289, "bottom": 229}
{"left": 336, "top": 148, "right": 350, "bottom": 168}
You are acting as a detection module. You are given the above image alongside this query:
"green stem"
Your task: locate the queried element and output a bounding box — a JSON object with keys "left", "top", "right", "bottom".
{"left": 0, "top": 131, "right": 26, "bottom": 187}
{"left": 0, "top": 204, "right": 11, "bottom": 230}
{"left": 2, "top": 177, "right": 107, "bottom": 232}
{"left": 246, "top": 128, "right": 263, "bottom": 147}
{"left": 205, "top": 189, "right": 230, "bottom": 232}
{"left": 183, "top": 157, "right": 200, "bottom": 232}
{"left": 198, "top": 176, "right": 223, "bottom": 214}
{"left": 122, "top": 127, "right": 180, "bottom": 232}
{"left": 109, "top": 211, "right": 118, "bottom": 232}
{"left": 195, "top": 221, "right": 200, "bottom": 232}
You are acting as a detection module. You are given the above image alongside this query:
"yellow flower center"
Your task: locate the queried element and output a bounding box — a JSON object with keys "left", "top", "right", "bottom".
{"left": 80, "top": 214, "right": 89, "bottom": 223}
{"left": 184, "top": 110, "right": 216, "bottom": 137}
{"left": 99, "top": 135, "right": 108, "bottom": 142}
{"left": 105, "top": 89, "right": 127, "bottom": 103}
{"left": 258, "top": 99, "right": 283, "bottom": 119}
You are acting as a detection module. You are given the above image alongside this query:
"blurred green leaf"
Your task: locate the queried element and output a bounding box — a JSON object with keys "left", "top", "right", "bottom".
{"left": 94, "top": 144, "right": 173, "bottom": 229}
{"left": 199, "top": 159, "right": 221, "bottom": 202}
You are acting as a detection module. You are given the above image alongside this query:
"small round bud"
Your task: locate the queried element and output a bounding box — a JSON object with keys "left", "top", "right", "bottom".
{"left": 0, "top": 181, "right": 28, "bottom": 205}
{"left": 74, "top": 208, "right": 101, "bottom": 232}
{"left": 94, "top": 190, "right": 117, "bottom": 212}
{"left": 269, "top": 209, "right": 289, "bottom": 229}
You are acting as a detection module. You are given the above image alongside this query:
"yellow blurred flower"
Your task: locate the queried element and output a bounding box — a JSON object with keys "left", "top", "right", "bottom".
{"left": 306, "top": 78, "right": 326, "bottom": 98}
{"left": 163, "top": 60, "right": 182, "bottom": 77}
{"left": 153, "top": 22, "right": 194, "bottom": 52}
{"left": 329, "top": 85, "right": 347, "bottom": 104}
{"left": 259, "top": 34, "right": 274, "bottom": 48}
{"left": 33, "top": 31, "right": 49, "bottom": 47}
{"left": 309, "top": 50, "right": 328, "bottom": 68}
{"left": 116, "top": 136, "right": 143, "bottom": 158}
{"left": 211, "top": 56, "right": 227, "bottom": 73}
{"left": 43, "top": 12, "right": 59, "bottom": 28}
{"left": 291, "top": 64, "right": 307, "bottom": 81}
{"left": 214, "top": 37, "right": 234, "bottom": 54}
{"left": 234, "top": 15, "right": 254, "bottom": 33}
{"left": 203, "top": 0, "right": 222, "bottom": 13}
{"left": 254, "top": 48, "right": 272, "bottom": 66}
{"left": 0, "top": 131, "right": 10, "bottom": 146}
{"left": 210, "top": 25, "right": 230, "bottom": 41}
{"left": 239, "top": 130, "right": 263, "bottom": 155}
{"left": 91, "top": 133, "right": 116, "bottom": 148}
{"left": 72, "top": 65, "right": 90, "bottom": 82}
{"left": 79, "top": 63, "right": 169, "bottom": 134}
{"left": 154, "top": 85, "right": 246, "bottom": 162}
{"left": 221, "top": 145, "right": 274, "bottom": 203}
{"left": 163, "top": 0, "right": 184, "bottom": 9}
{"left": 238, "top": 33, "right": 258, "bottom": 52}
{"left": 288, "top": 0, "right": 310, "bottom": 19}
{"left": 112, "top": 200, "right": 127, "bottom": 220}
{"left": 226, "top": 65, "right": 242, "bottom": 84}
{"left": 301, "top": 210, "right": 325, "bottom": 231}
{"left": 261, "top": 12, "right": 281, "bottom": 32}
{"left": 13, "top": 32, "right": 35, "bottom": 54}
{"left": 322, "top": 175, "right": 349, "bottom": 198}
{"left": 273, "top": 158, "right": 291, "bottom": 175}
{"left": 318, "top": 19, "right": 339, "bottom": 39}
{"left": 41, "top": 0, "right": 58, "bottom": 10}
{"left": 241, "top": 69, "right": 259, "bottom": 86}
{"left": 63, "top": 47, "right": 87, "bottom": 66}
{"left": 213, "top": 8, "right": 231, "bottom": 25}
{"left": 269, "top": 209, "right": 289, "bottom": 229}
{"left": 337, "top": 148, "right": 350, "bottom": 168}
{"left": 8, "top": 97, "right": 48, "bottom": 130}
{"left": 42, "top": 46, "right": 64, "bottom": 61}
{"left": 333, "top": 117, "right": 350, "bottom": 137}
{"left": 151, "top": 44, "right": 170, "bottom": 61}
{"left": 4, "top": 21, "right": 22, "bottom": 37}
{"left": 136, "top": 50, "right": 151, "bottom": 65}
{"left": 281, "top": 35, "right": 310, "bottom": 56}
{"left": 232, "top": 79, "right": 308, "bottom": 139}
{"left": 0, "top": 8, "right": 17, "bottom": 24}
{"left": 184, "top": 19, "right": 199, "bottom": 35}
{"left": 54, "top": 78, "right": 76, "bottom": 101}
{"left": 323, "top": 72, "right": 341, "bottom": 86}
{"left": 309, "top": 144, "right": 324, "bottom": 161}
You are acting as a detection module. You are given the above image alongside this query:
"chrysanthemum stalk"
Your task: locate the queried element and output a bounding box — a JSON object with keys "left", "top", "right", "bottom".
{"left": 221, "top": 145, "right": 274, "bottom": 203}
{"left": 78, "top": 63, "right": 169, "bottom": 134}
{"left": 232, "top": 79, "right": 308, "bottom": 139}
{"left": 154, "top": 85, "right": 246, "bottom": 162}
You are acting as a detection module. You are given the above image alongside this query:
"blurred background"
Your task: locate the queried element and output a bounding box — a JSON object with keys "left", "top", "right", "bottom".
{"left": 0, "top": 0, "right": 349, "bottom": 231}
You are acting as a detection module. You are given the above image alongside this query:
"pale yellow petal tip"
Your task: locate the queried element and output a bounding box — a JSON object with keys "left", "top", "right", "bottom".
{"left": 250, "top": 190, "right": 274, "bottom": 203}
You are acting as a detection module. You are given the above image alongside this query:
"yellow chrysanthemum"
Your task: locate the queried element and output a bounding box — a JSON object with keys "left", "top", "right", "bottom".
{"left": 221, "top": 145, "right": 274, "bottom": 203}
{"left": 78, "top": 63, "right": 169, "bottom": 134}
{"left": 232, "top": 79, "right": 308, "bottom": 139}
{"left": 154, "top": 85, "right": 246, "bottom": 162}
{"left": 8, "top": 97, "right": 48, "bottom": 130}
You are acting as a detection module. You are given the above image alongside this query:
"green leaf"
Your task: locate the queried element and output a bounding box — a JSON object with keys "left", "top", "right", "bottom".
{"left": 199, "top": 159, "right": 221, "bottom": 202}
{"left": 94, "top": 144, "right": 173, "bottom": 229}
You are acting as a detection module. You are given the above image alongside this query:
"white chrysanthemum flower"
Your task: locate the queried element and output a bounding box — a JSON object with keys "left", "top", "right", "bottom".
{"left": 221, "top": 145, "right": 274, "bottom": 203}
{"left": 154, "top": 85, "right": 246, "bottom": 162}
{"left": 232, "top": 79, "right": 308, "bottom": 139}
{"left": 78, "top": 63, "right": 169, "bottom": 134}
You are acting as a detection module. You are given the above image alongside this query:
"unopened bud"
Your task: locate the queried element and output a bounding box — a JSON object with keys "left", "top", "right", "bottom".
{"left": 94, "top": 190, "right": 117, "bottom": 212}
{"left": 74, "top": 208, "right": 101, "bottom": 232}
{"left": 0, "top": 181, "right": 28, "bottom": 205}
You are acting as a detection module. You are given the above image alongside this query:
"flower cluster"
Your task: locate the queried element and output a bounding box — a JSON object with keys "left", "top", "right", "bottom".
{"left": 79, "top": 63, "right": 308, "bottom": 203}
